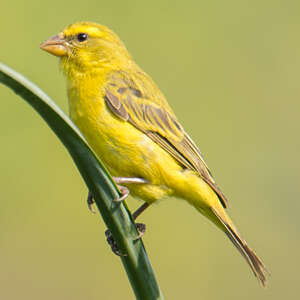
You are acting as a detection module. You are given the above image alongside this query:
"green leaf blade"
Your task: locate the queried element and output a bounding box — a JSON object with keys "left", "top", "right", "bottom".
{"left": 0, "top": 62, "right": 164, "bottom": 300}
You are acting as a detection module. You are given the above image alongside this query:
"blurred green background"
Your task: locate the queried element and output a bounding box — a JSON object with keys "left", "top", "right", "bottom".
{"left": 1, "top": 0, "right": 299, "bottom": 299}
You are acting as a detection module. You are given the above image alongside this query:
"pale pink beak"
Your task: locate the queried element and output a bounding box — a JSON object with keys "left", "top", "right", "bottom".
{"left": 40, "top": 33, "right": 68, "bottom": 57}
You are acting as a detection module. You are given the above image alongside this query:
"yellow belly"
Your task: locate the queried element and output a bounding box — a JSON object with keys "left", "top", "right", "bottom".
{"left": 68, "top": 81, "right": 220, "bottom": 209}
{"left": 68, "top": 87, "right": 181, "bottom": 202}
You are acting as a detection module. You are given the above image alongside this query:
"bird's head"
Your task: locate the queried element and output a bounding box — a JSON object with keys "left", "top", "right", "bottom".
{"left": 40, "top": 22, "right": 131, "bottom": 75}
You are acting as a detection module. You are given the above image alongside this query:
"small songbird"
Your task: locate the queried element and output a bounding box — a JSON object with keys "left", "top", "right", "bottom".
{"left": 40, "top": 22, "right": 268, "bottom": 285}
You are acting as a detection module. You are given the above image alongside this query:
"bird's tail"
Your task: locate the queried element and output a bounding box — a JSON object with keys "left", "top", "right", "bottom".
{"left": 210, "top": 207, "right": 269, "bottom": 286}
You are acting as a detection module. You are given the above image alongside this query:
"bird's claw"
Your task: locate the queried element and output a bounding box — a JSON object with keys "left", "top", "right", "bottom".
{"left": 105, "top": 222, "right": 146, "bottom": 256}
{"left": 133, "top": 223, "right": 146, "bottom": 240}
{"left": 86, "top": 177, "right": 146, "bottom": 209}
{"left": 87, "top": 191, "right": 96, "bottom": 213}
{"left": 105, "top": 229, "right": 127, "bottom": 256}
{"left": 113, "top": 185, "right": 129, "bottom": 202}
{"left": 86, "top": 184, "right": 129, "bottom": 212}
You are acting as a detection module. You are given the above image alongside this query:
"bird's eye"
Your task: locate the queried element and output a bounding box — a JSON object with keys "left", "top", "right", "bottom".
{"left": 77, "top": 33, "right": 88, "bottom": 42}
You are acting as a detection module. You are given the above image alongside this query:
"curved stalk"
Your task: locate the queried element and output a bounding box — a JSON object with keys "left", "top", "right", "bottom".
{"left": 0, "top": 62, "right": 164, "bottom": 300}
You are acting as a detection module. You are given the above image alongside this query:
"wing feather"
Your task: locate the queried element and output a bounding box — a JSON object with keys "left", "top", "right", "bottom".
{"left": 104, "top": 70, "right": 228, "bottom": 208}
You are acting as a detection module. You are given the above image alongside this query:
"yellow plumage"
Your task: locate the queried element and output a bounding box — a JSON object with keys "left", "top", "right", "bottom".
{"left": 40, "top": 21, "right": 268, "bottom": 285}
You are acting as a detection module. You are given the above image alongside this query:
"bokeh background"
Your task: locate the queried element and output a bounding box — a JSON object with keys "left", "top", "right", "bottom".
{"left": 1, "top": 0, "right": 299, "bottom": 299}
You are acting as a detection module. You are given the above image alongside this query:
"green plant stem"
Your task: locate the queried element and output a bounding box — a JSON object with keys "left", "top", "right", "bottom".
{"left": 0, "top": 62, "right": 164, "bottom": 300}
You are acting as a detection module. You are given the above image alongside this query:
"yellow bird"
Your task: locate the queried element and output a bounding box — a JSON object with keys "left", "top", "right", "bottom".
{"left": 40, "top": 22, "right": 268, "bottom": 285}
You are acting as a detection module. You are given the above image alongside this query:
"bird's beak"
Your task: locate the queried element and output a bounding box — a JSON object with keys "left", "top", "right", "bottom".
{"left": 40, "top": 33, "right": 68, "bottom": 57}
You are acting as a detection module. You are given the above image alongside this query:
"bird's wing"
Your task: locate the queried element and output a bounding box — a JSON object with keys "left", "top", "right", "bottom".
{"left": 104, "top": 70, "right": 228, "bottom": 208}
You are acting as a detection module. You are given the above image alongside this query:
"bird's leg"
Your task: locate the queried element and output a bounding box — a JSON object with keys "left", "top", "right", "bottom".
{"left": 132, "top": 202, "right": 149, "bottom": 220}
{"left": 86, "top": 176, "right": 149, "bottom": 255}
{"left": 132, "top": 202, "right": 149, "bottom": 240}
{"left": 86, "top": 176, "right": 147, "bottom": 212}
{"left": 113, "top": 177, "right": 148, "bottom": 185}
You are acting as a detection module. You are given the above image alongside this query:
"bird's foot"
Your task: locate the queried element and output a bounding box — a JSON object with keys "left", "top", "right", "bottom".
{"left": 86, "top": 177, "right": 147, "bottom": 211}
{"left": 113, "top": 185, "right": 130, "bottom": 202}
{"left": 105, "top": 222, "right": 146, "bottom": 256}
{"left": 87, "top": 191, "right": 96, "bottom": 213}
{"left": 85, "top": 177, "right": 149, "bottom": 256}
{"left": 105, "top": 229, "right": 127, "bottom": 256}
{"left": 113, "top": 176, "right": 148, "bottom": 203}
{"left": 134, "top": 223, "right": 146, "bottom": 240}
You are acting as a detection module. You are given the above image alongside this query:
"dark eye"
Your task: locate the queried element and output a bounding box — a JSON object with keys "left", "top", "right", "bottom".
{"left": 77, "top": 33, "right": 88, "bottom": 42}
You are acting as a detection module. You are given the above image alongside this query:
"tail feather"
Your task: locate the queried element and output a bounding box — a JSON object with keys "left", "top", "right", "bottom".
{"left": 212, "top": 208, "right": 269, "bottom": 286}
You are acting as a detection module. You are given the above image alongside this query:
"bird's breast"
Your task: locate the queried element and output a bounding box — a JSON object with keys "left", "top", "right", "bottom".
{"left": 67, "top": 80, "right": 154, "bottom": 175}
{"left": 66, "top": 76, "right": 185, "bottom": 202}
